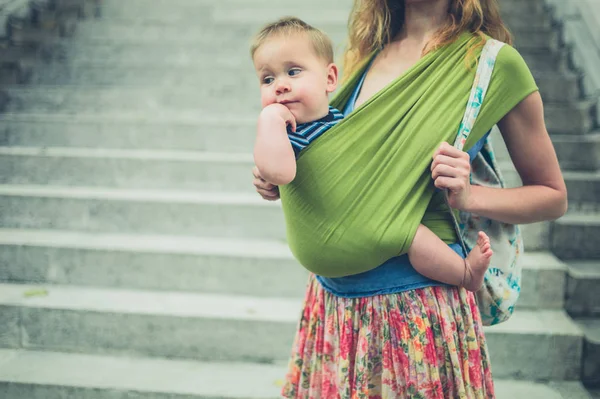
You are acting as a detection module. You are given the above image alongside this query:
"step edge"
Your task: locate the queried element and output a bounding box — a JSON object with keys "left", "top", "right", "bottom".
{"left": 0, "top": 184, "right": 272, "bottom": 205}
{"left": 0, "top": 349, "right": 285, "bottom": 397}
{"left": 0, "top": 228, "right": 292, "bottom": 258}
{"left": 0, "top": 146, "right": 254, "bottom": 162}
{"left": 0, "top": 282, "right": 583, "bottom": 335}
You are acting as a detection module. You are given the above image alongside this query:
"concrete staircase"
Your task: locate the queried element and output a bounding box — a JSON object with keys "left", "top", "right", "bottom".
{"left": 0, "top": 0, "right": 597, "bottom": 397}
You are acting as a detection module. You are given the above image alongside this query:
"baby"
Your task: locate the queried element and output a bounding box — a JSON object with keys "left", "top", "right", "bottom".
{"left": 250, "top": 17, "right": 492, "bottom": 291}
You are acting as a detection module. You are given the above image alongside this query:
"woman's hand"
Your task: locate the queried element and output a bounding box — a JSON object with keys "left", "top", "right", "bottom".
{"left": 431, "top": 142, "right": 473, "bottom": 211}
{"left": 253, "top": 166, "right": 280, "bottom": 201}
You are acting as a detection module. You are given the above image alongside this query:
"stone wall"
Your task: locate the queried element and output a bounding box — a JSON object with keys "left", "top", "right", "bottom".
{"left": 547, "top": 0, "right": 600, "bottom": 125}
{"left": 0, "top": 0, "right": 98, "bottom": 84}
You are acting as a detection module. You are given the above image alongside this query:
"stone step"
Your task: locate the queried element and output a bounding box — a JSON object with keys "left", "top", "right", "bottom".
{"left": 39, "top": 31, "right": 569, "bottom": 72}
{"left": 563, "top": 171, "right": 600, "bottom": 204}
{"left": 56, "top": 23, "right": 351, "bottom": 48}
{"left": 530, "top": 71, "right": 582, "bottom": 103}
{"left": 1, "top": 0, "right": 97, "bottom": 48}
{"left": 494, "top": 163, "right": 598, "bottom": 207}
{"left": 0, "top": 185, "right": 285, "bottom": 240}
{"left": 513, "top": 47, "right": 572, "bottom": 73}
{"left": 552, "top": 212, "right": 600, "bottom": 259}
{"left": 493, "top": 129, "right": 599, "bottom": 172}
{"left": 0, "top": 112, "right": 592, "bottom": 159}
{"left": 34, "top": 30, "right": 557, "bottom": 69}
{"left": 518, "top": 251, "right": 568, "bottom": 310}
{"left": 0, "top": 85, "right": 264, "bottom": 115}
{"left": 0, "top": 184, "right": 561, "bottom": 256}
{"left": 95, "top": 0, "right": 349, "bottom": 25}
{"left": 520, "top": 222, "right": 552, "bottom": 252}
{"left": 34, "top": 41, "right": 571, "bottom": 74}
{"left": 0, "top": 227, "right": 567, "bottom": 310}
{"left": 0, "top": 113, "right": 255, "bottom": 152}
{"left": 0, "top": 145, "right": 557, "bottom": 251}
{"left": 565, "top": 260, "right": 600, "bottom": 317}
{"left": 0, "top": 88, "right": 592, "bottom": 133}
{"left": 552, "top": 133, "right": 600, "bottom": 171}
{"left": 0, "top": 349, "right": 592, "bottom": 399}
{"left": 0, "top": 282, "right": 301, "bottom": 364}
{"left": 0, "top": 283, "right": 584, "bottom": 380}
{"left": 24, "top": 60, "right": 580, "bottom": 103}
{"left": 574, "top": 318, "right": 600, "bottom": 388}
{"left": 69, "top": 18, "right": 553, "bottom": 47}
{"left": 0, "top": 228, "right": 307, "bottom": 298}
{"left": 95, "top": 0, "right": 539, "bottom": 5}
{"left": 544, "top": 100, "right": 597, "bottom": 135}
{"left": 0, "top": 147, "right": 557, "bottom": 251}
{"left": 0, "top": 349, "right": 286, "bottom": 399}
{"left": 91, "top": 0, "right": 545, "bottom": 27}
{"left": 55, "top": 22, "right": 557, "bottom": 55}
{"left": 0, "top": 146, "right": 255, "bottom": 191}
{"left": 215, "top": 6, "right": 550, "bottom": 27}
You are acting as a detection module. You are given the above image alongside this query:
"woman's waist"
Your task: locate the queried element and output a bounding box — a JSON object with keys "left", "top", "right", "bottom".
{"left": 316, "top": 242, "right": 464, "bottom": 297}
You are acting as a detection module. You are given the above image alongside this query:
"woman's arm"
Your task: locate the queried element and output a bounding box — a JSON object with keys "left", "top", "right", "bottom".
{"left": 254, "top": 103, "right": 297, "bottom": 186}
{"left": 432, "top": 91, "right": 568, "bottom": 224}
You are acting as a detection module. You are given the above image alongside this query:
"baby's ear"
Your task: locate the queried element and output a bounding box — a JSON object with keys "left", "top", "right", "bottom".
{"left": 326, "top": 63, "right": 338, "bottom": 93}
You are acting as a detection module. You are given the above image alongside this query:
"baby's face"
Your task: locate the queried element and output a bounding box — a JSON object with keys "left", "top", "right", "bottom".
{"left": 253, "top": 34, "right": 336, "bottom": 124}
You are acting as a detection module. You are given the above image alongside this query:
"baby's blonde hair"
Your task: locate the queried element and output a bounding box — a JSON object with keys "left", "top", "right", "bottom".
{"left": 250, "top": 17, "right": 334, "bottom": 64}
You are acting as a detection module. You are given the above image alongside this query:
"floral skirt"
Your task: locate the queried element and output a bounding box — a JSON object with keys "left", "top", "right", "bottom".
{"left": 281, "top": 274, "right": 495, "bottom": 399}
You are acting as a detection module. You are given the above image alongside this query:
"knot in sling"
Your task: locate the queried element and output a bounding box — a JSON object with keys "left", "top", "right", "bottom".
{"left": 279, "top": 32, "right": 538, "bottom": 278}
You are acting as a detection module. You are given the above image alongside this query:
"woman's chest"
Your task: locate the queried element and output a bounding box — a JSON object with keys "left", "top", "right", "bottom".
{"left": 354, "top": 54, "right": 421, "bottom": 109}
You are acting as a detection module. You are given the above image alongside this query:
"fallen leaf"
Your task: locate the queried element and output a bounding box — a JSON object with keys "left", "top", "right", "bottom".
{"left": 23, "top": 289, "right": 49, "bottom": 298}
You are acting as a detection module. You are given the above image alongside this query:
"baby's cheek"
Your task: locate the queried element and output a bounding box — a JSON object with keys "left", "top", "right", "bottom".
{"left": 297, "top": 85, "right": 316, "bottom": 106}
{"left": 260, "top": 91, "right": 275, "bottom": 108}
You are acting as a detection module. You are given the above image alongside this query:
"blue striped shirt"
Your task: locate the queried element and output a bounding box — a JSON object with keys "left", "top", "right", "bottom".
{"left": 287, "top": 106, "right": 344, "bottom": 157}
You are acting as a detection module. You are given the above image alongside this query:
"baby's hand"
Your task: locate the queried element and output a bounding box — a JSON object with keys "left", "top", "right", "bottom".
{"left": 260, "top": 103, "right": 297, "bottom": 132}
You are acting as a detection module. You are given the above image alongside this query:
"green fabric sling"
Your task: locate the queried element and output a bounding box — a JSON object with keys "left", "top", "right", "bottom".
{"left": 279, "top": 32, "right": 538, "bottom": 278}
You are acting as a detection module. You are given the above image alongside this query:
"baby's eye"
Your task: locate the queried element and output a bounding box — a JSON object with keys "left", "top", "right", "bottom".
{"left": 262, "top": 77, "right": 274, "bottom": 84}
{"left": 288, "top": 68, "right": 302, "bottom": 76}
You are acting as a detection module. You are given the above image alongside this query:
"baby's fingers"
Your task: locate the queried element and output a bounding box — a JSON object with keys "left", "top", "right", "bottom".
{"left": 288, "top": 118, "right": 297, "bottom": 133}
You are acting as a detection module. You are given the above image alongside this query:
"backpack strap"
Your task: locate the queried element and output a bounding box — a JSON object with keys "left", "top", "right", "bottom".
{"left": 453, "top": 39, "right": 505, "bottom": 151}
{"left": 446, "top": 39, "right": 505, "bottom": 255}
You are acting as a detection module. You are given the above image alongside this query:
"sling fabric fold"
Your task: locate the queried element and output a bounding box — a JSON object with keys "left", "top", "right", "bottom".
{"left": 279, "top": 33, "right": 538, "bottom": 277}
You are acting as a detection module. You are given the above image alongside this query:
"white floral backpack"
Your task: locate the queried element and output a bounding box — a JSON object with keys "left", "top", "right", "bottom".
{"left": 446, "top": 39, "right": 524, "bottom": 326}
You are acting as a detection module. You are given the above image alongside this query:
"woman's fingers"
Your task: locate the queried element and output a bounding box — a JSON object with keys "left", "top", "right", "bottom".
{"left": 433, "top": 176, "right": 466, "bottom": 191}
{"left": 432, "top": 143, "right": 468, "bottom": 165}
{"left": 431, "top": 143, "right": 472, "bottom": 210}
{"left": 431, "top": 164, "right": 469, "bottom": 180}
{"left": 431, "top": 143, "right": 470, "bottom": 185}
{"left": 432, "top": 141, "right": 469, "bottom": 163}
{"left": 435, "top": 142, "right": 468, "bottom": 157}
{"left": 430, "top": 154, "right": 470, "bottom": 171}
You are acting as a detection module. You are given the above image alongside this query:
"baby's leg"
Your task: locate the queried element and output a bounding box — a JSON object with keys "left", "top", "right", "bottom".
{"left": 408, "top": 225, "right": 493, "bottom": 291}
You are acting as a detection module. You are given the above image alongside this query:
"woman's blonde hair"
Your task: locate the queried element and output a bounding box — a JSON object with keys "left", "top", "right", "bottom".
{"left": 342, "top": 0, "right": 512, "bottom": 80}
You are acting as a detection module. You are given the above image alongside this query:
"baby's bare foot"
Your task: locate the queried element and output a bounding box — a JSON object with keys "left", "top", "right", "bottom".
{"left": 462, "top": 232, "right": 493, "bottom": 291}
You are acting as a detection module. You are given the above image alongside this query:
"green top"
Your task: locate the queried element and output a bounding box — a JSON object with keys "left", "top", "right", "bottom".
{"left": 279, "top": 33, "right": 538, "bottom": 277}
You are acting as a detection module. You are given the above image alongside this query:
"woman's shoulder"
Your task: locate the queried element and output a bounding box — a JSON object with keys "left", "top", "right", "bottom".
{"left": 489, "top": 41, "right": 538, "bottom": 93}
{"left": 494, "top": 43, "right": 528, "bottom": 71}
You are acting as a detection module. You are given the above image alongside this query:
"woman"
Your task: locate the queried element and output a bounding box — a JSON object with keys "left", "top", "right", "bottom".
{"left": 253, "top": 0, "right": 567, "bottom": 397}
